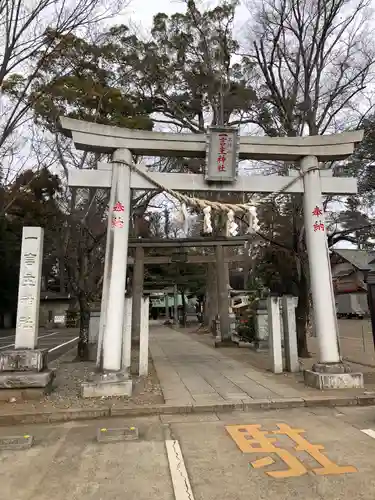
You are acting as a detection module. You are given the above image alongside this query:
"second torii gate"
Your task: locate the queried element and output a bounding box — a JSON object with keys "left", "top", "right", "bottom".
{"left": 127, "top": 236, "right": 252, "bottom": 343}
{"left": 61, "top": 117, "right": 364, "bottom": 396}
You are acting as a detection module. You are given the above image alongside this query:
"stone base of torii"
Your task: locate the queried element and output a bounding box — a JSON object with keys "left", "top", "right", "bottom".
{"left": 61, "top": 118, "right": 365, "bottom": 397}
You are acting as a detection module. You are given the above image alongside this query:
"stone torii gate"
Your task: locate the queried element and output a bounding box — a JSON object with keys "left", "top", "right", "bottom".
{"left": 61, "top": 117, "right": 364, "bottom": 396}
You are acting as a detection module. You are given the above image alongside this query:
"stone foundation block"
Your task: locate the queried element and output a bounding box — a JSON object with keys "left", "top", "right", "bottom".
{"left": 312, "top": 362, "right": 352, "bottom": 374}
{"left": 87, "top": 343, "right": 97, "bottom": 362}
{"left": 81, "top": 372, "right": 133, "bottom": 398}
{"left": 304, "top": 370, "right": 364, "bottom": 390}
{"left": 0, "top": 369, "right": 55, "bottom": 389}
{"left": 0, "top": 349, "right": 48, "bottom": 372}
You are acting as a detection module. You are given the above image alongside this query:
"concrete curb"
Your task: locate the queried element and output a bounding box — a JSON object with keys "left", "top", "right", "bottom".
{"left": 0, "top": 394, "right": 374, "bottom": 426}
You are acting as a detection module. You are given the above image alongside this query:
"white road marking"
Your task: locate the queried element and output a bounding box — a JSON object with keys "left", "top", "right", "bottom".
{"left": 0, "top": 343, "right": 15, "bottom": 350}
{"left": 361, "top": 429, "right": 375, "bottom": 439}
{"left": 0, "top": 331, "right": 67, "bottom": 350}
{"left": 38, "top": 331, "right": 62, "bottom": 340}
{"left": 165, "top": 439, "right": 195, "bottom": 500}
{"left": 48, "top": 337, "right": 79, "bottom": 353}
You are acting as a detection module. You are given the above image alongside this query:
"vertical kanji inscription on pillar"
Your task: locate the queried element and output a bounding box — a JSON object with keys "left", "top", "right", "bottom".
{"left": 15, "top": 227, "right": 44, "bottom": 349}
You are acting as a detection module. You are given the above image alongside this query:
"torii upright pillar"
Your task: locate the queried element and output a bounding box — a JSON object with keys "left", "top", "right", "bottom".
{"left": 82, "top": 148, "right": 133, "bottom": 398}
{"left": 302, "top": 156, "right": 363, "bottom": 389}
{"left": 131, "top": 246, "right": 144, "bottom": 342}
{"left": 215, "top": 244, "right": 230, "bottom": 344}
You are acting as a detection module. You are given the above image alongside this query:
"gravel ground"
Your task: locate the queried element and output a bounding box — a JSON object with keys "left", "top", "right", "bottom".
{"left": 0, "top": 347, "right": 164, "bottom": 413}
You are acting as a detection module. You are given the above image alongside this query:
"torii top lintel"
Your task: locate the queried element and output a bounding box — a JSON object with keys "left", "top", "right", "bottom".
{"left": 60, "top": 117, "right": 363, "bottom": 162}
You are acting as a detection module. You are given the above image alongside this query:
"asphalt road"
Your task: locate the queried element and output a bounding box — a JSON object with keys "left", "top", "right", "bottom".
{"left": 2, "top": 406, "right": 375, "bottom": 499}
{"left": 0, "top": 329, "right": 79, "bottom": 360}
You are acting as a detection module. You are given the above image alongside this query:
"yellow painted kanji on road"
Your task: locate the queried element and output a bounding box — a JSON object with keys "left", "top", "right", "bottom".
{"left": 225, "top": 423, "right": 357, "bottom": 478}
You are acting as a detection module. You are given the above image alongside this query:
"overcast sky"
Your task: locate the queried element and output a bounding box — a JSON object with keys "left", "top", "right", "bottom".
{"left": 126, "top": 0, "right": 185, "bottom": 29}
{"left": 120, "top": 0, "right": 248, "bottom": 36}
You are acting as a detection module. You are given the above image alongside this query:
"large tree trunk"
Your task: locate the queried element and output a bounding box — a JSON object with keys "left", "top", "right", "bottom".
{"left": 295, "top": 267, "right": 310, "bottom": 358}
{"left": 77, "top": 295, "right": 90, "bottom": 361}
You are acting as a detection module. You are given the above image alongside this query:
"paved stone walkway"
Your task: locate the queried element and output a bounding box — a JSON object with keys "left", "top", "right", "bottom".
{"left": 149, "top": 326, "right": 311, "bottom": 405}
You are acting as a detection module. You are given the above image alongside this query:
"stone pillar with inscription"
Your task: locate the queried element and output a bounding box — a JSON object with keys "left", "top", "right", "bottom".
{"left": 0, "top": 227, "right": 55, "bottom": 400}
{"left": 15, "top": 227, "right": 43, "bottom": 349}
